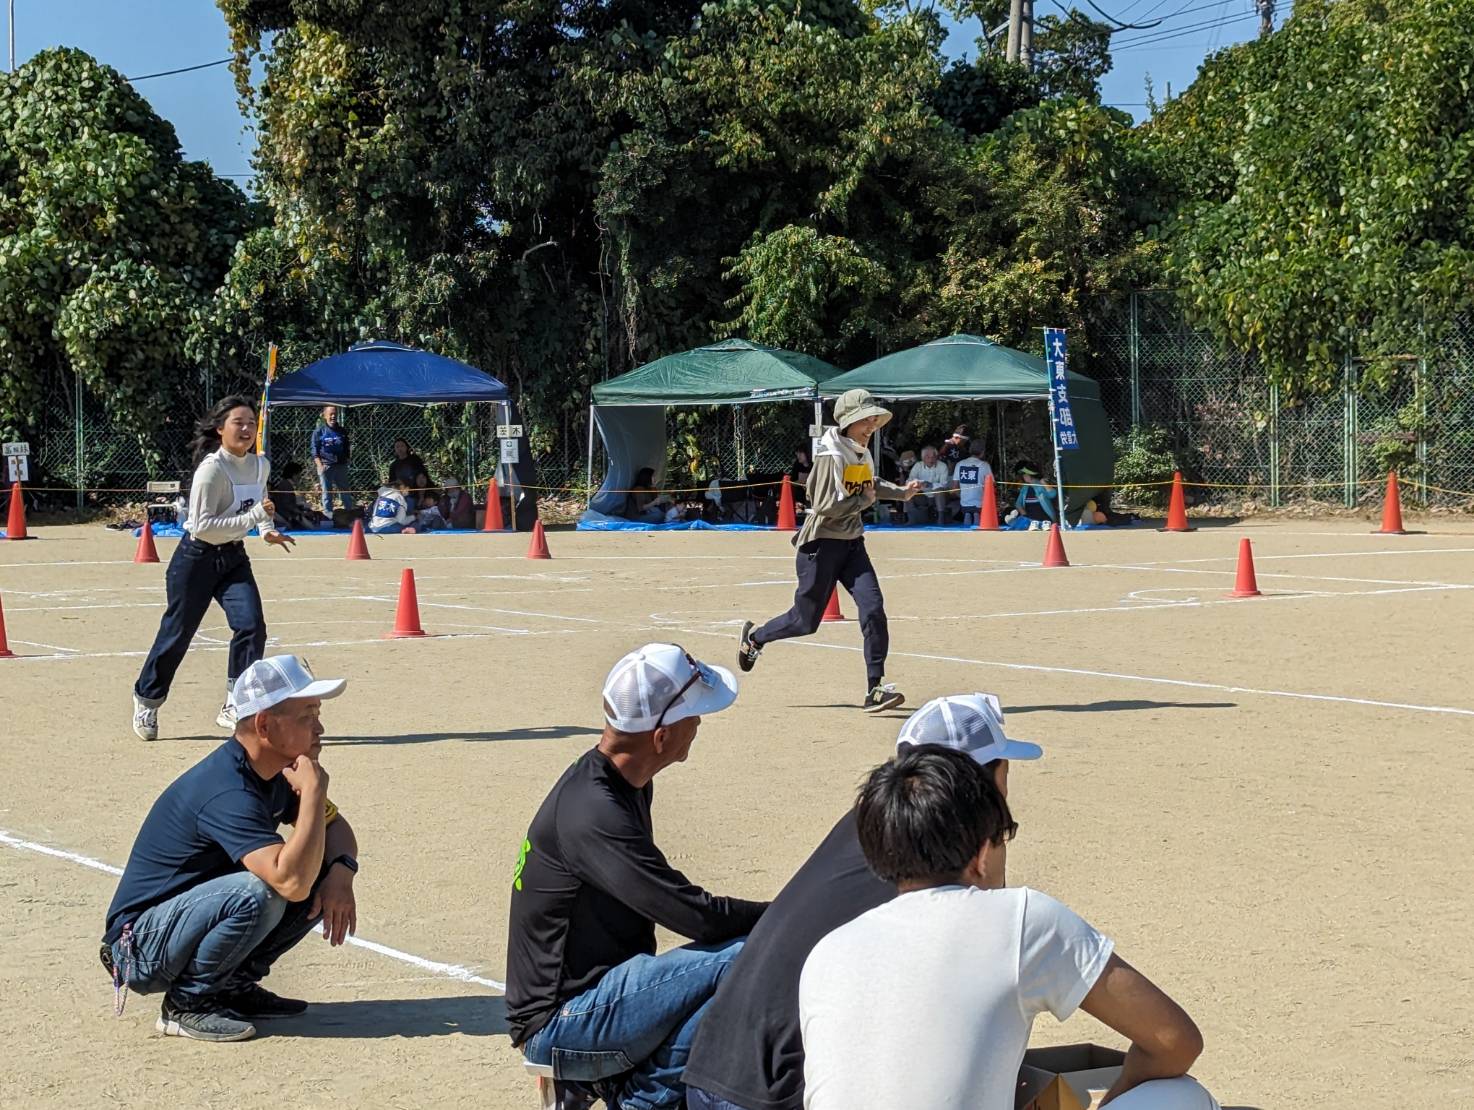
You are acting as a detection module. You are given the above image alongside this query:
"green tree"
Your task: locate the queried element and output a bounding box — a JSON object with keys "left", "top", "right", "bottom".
{"left": 0, "top": 48, "right": 249, "bottom": 463}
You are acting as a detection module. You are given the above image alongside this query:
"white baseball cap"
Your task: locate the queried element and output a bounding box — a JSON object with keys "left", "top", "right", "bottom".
{"left": 602, "top": 643, "right": 738, "bottom": 733}
{"left": 896, "top": 693, "right": 1042, "bottom": 764}
{"left": 232, "top": 655, "right": 347, "bottom": 717}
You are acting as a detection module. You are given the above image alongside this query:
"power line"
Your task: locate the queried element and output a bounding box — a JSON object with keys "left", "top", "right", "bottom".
{"left": 1112, "top": 9, "right": 1256, "bottom": 49}
{"left": 126, "top": 57, "right": 232, "bottom": 82}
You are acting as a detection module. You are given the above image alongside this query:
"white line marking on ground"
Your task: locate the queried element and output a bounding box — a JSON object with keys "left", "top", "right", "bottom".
{"left": 9, "top": 638, "right": 81, "bottom": 653}
{"left": 0, "top": 829, "right": 506, "bottom": 992}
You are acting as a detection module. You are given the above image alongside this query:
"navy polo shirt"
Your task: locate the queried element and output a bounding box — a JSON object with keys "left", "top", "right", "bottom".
{"left": 103, "top": 740, "right": 300, "bottom": 944}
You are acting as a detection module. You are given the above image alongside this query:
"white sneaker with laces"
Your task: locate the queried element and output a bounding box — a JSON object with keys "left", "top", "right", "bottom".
{"left": 216, "top": 701, "right": 238, "bottom": 731}
{"left": 133, "top": 696, "right": 159, "bottom": 741}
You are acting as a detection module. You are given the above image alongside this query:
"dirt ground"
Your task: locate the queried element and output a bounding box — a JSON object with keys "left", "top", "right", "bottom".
{"left": 2, "top": 518, "right": 1472, "bottom": 1109}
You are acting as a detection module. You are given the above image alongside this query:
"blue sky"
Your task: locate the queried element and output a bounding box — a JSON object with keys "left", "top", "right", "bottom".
{"left": 12, "top": 0, "right": 1277, "bottom": 187}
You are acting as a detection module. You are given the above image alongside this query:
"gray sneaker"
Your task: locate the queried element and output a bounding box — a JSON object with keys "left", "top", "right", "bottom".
{"left": 132, "top": 696, "right": 159, "bottom": 742}
{"left": 156, "top": 996, "right": 256, "bottom": 1042}
{"left": 862, "top": 683, "right": 905, "bottom": 714}
{"left": 216, "top": 701, "right": 237, "bottom": 731}
{"left": 737, "top": 621, "right": 763, "bottom": 673}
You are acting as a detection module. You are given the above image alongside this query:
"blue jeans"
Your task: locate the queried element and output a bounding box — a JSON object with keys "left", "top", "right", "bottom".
{"left": 686, "top": 1089, "right": 757, "bottom": 1110}
{"left": 134, "top": 537, "right": 266, "bottom": 705}
{"left": 110, "top": 870, "right": 322, "bottom": 1005}
{"left": 319, "top": 462, "right": 353, "bottom": 511}
{"left": 523, "top": 939, "right": 745, "bottom": 1110}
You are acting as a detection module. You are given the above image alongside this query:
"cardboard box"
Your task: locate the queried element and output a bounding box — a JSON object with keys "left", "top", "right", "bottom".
{"left": 1016, "top": 1044, "right": 1127, "bottom": 1110}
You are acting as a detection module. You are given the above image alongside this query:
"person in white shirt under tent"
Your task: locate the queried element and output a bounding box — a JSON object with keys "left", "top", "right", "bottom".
{"left": 131, "top": 396, "right": 296, "bottom": 742}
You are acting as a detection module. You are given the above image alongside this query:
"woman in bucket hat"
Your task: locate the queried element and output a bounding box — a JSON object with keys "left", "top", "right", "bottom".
{"left": 737, "top": 389, "right": 922, "bottom": 713}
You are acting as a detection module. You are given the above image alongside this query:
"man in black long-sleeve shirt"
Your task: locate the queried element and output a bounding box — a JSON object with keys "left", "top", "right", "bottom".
{"left": 506, "top": 643, "right": 768, "bottom": 1110}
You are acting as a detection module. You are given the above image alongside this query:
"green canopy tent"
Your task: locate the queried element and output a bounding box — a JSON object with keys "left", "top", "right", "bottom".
{"left": 586, "top": 339, "right": 843, "bottom": 517}
{"left": 820, "top": 334, "right": 1114, "bottom": 521}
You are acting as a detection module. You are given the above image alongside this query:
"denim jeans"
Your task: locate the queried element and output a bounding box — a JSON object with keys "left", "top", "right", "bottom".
{"left": 110, "top": 869, "right": 322, "bottom": 1005}
{"left": 753, "top": 537, "right": 889, "bottom": 687}
{"left": 319, "top": 462, "right": 353, "bottom": 511}
{"left": 686, "top": 1088, "right": 759, "bottom": 1110}
{"left": 523, "top": 939, "right": 745, "bottom": 1110}
{"left": 134, "top": 537, "right": 267, "bottom": 705}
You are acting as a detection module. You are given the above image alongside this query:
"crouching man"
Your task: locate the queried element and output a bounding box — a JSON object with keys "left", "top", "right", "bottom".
{"left": 101, "top": 655, "right": 360, "bottom": 1042}
{"left": 506, "top": 644, "right": 768, "bottom": 1109}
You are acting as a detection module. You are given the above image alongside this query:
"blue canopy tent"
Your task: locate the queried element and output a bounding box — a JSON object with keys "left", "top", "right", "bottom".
{"left": 265, "top": 340, "right": 535, "bottom": 528}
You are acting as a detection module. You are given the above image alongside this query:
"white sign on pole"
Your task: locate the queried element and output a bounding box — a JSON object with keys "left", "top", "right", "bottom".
{"left": 496, "top": 424, "right": 524, "bottom": 439}
{"left": 808, "top": 424, "right": 824, "bottom": 439}
{"left": 6, "top": 455, "right": 29, "bottom": 482}
{"left": 2, "top": 442, "right": 30, "bottom": 457}
{"left": 500, "top": 439, "right": 520, "bottom": 464}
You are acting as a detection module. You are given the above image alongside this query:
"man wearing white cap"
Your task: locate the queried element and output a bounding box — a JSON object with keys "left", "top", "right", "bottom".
{"left": 683, "top": 694, "right": 1040, "bottom": 1110}
{"left": 738, "top": 388, "right": 923, "bottom": 713}
{"left": 506, "top": 644, "right": 769, "bottom": 1110}
{"left": 800, "top": 738, "right": 1217, "bottom": 1110}
{"left": 101, "top": 655, "right": 359, "bottom": 1043}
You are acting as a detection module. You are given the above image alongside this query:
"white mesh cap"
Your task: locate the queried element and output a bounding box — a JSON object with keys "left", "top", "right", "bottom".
{"left": 896, "top": 693, "right": 1042, "bottom": 765}
{"left": 232, "top": 655, "right": 348, "bottom": 718}
{"left": 602, "top": 643, "right": 738, "bottom": 733}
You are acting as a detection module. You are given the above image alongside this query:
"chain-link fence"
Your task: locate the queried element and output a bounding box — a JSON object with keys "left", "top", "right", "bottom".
{"left": 1094, "top": 291, "right": 1474, "bottom": 511}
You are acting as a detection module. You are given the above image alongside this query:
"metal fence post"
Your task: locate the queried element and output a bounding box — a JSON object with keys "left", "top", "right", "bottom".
{"left": 1128, "top": 290, "right": 1141, "bottom": 427}
{"left": 74, "top": 370, "right": 84, "bottom": 511}
{"left": 1342, "top": 355, "right": 1357, "bottom": 508}
{"left": 1268, "top": 381, "right": 1281, "bottom": 507}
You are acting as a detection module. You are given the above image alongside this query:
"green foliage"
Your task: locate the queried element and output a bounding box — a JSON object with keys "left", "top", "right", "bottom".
{"left": 0, "top": 48, "right": 249, "bottom": 459}
{"left": 1111, "top": 424, "right": 1178, "bottom": 506}
{"left": 1150, "top": 0, "right": 1474, "bottom": 393}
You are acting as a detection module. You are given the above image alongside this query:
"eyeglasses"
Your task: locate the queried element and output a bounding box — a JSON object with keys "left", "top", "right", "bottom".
{"left": 652, "top": 648, "right": 714, "bottom": 730}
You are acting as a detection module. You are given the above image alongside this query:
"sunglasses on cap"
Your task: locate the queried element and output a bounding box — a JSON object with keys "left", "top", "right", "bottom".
{"left": 653, "top": 647, "right": 717, "bottom": 730}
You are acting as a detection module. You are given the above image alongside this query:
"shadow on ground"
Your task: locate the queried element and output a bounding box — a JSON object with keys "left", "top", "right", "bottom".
{"left": 1007, "top": 700, "right": 1237, "bottom": 714}
{"left": 325, "top": 725, "right": 601, "bottom": 746}
{"left": 264, "top": 994, "right": 509, "bottom": 1039}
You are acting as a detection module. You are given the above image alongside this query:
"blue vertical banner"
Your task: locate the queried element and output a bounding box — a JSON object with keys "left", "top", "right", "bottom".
{"left": 1043, "top": 327, "right": 1080, "bottom": 452}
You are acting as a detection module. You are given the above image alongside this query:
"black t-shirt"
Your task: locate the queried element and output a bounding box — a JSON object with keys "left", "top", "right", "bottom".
{"left": 681, "top": 809, "right": 894, "bottom": 1110}
{"left": 104, "top": 741, "right": 299, "bottom": 945}
{"left": 504, "top": 749, "right": 769, "bottom": 1045}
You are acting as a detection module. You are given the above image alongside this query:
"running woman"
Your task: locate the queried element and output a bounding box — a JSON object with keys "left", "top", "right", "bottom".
{"left": 737, "top": 389, "right": 922, "bottom": 713}
{"left": 132, "top": 397, "right": 296, "bottom": 741}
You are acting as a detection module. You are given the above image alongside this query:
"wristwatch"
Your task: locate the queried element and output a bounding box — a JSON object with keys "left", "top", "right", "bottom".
{"left": 329, "top": 854, "right": 359, "bottom": 876}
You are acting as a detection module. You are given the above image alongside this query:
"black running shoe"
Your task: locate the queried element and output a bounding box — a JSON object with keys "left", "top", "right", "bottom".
{"left": 216, "top": 981, "right": 309, "bottom": 1018}
{"left": 862, "top": 683, "right": 905, "bottom": 714}
{"left": 156, "top": 995, "right": 256, "bottom": 1042}
{"left": 737, "top": 620, "right": 762, "bottom": 673}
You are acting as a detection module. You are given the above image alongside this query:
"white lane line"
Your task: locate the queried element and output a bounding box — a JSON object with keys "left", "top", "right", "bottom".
{"left": 9, "top": 638, "right": 81, "bottom": 653}
{"left": 0, "top": 829, "right": 506, "bottom": 992}
{"left": 4, "top": 593, "right": 391, "bottom": 614}
{"left": 413, "top": 600, "right": 602, "bottom": 624}
{"left": 670, "top": 627, "right": 1474, "bottom": 718}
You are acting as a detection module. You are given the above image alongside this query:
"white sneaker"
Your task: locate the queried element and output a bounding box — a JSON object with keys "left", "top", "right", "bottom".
{"left": 133, "top": 696, "right": 159, "bottom": 741}
{"left": 216, "top": 702, "right": 237, "bottom": 731}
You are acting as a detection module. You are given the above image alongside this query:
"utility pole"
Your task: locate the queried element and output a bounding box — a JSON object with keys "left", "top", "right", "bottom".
{"left": 1257, "top": 0, "right": 1274, "bottom": 38}
{"left": 1006, "top": 0, "right": 1024, "bottom": 63}
{"left": 8, "top": 0, "right": 14, "bottom": 73}
{"left": 1019, "top": 0, "right": 1034, "bottom": 69}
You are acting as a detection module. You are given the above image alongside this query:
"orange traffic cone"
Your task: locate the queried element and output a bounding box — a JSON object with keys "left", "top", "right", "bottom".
{"left": 977, "top": 474, "right": 999, "bottom": 531}
{"left": 4, "top": 482, "right": 31, "bottom": 540}
{"left": 385, "top": 568, "right": 427, "bottom": 637}
{"left": 526, "top": 519, "right": 552, "bottom": 560}
{"left": 346, "top": 518, "right": 371, "bottom": 560}
{"left": 1042, "top": 523, "right": 1070, "bottom": 567}
{"left": 133, "top": 520, "right": 160, "bottom": 564}
{"left": 1375, "top": 471, "right": 1407, "bottom": 535}
{"left": 484, "top": 478, "right": 506, "bottom": 531}
{"left": 776, "top": 475, "right": 797, "bottom": 531}
{"left": 1162, "top": 472, "right": 1193, "bottom": 532}
{"left": 1227, "top": 538, "right": 1262, "bottom": 598}
{"left": 0, "top": 591, "right": 15, "bottom": 658}
{"left": 821, "top": 587, "right": 846, "bottom": 622}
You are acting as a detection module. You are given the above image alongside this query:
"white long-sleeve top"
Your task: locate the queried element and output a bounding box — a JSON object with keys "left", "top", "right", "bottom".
{"left": 184, "top": 449, "right": 273, "bottom": 545}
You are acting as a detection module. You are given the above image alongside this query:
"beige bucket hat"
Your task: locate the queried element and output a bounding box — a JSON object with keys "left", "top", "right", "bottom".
{"left": 832, "top": 389, "right": 892, "bottom": 432}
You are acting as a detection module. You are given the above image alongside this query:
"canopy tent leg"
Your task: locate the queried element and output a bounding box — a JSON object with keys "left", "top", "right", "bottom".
{"left": 812, "top": 397, "right": 823, "bottom": 458}
{"left": 500, "top": 400, "right": 518, "bottom": 532}
{"left": 586, "top": 405, "right": 596, "bottom": 495}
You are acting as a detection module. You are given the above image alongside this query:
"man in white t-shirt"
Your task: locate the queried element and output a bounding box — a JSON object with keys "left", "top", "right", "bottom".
{"left": 799, "top": 745, "right": 1217, "bottom": 1110}
{"left": 952, "top": 443, "right": 994, "bottom": 528}
{"left": 906, "top": 446, "right": 953, "bottom": 525}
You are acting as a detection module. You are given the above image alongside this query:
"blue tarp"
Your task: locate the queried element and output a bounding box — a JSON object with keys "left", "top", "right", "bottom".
{"left": 134, "top": 523, "right": 491, "bottom": 538}
{"left": 268, "top": 340, "right": 510, "bottom": 407}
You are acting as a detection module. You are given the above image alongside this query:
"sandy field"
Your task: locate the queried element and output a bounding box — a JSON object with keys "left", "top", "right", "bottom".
{"left": 2, "top": 518, "right": 1472, "bottom": 1109}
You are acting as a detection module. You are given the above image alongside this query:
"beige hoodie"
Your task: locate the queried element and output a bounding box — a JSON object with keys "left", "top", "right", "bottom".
{"left": 794, "top": 427, "right": 907, "bottom": 547}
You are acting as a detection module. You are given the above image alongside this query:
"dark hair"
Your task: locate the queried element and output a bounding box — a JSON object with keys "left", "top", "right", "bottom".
{"left": 634, "top": 467, "right": 656, "bottom": 488}
{"left": 953, "top": 424, "right": 969, "bottom": 437}
{"left": 191, "top": 395, "right": 258, "bottom": 467}
{"left": 856, "top": 746, "right": 1017, "bottom": 886}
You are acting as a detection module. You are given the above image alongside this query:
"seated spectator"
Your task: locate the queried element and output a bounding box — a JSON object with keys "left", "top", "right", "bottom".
{"left": 895, "top": 448, "right": 917, "bottom": 481}
{"left": 952, "top": 442, "right": 995, "bottom": 528}
{"left": 683, "top": 694, "right": 1041, "bottom": 1110}
{"left": 906, "top": 446, "right": 953, "bottom": 525}
{"left": 268, "top": 462, "right": 318, "bottom": 532}
{"left": 368, "top": 480, "right": 416, "bottom": 534}
{"left": 414, "top": 488, "right": 448, "bottom": 532}
{"left": 789, "top": 448, "right": 812, "bottom": 490}
{"left": 439, "top": 477, "right": 475, "bottom": 529}
{"left": 939, "top": 424, "right": 971, "bottom": 468}
{"left": 624, "top": 466, "right": 670, "bottom": 523}
{"left": 386, "top": 438, "right": 426, "bottom": 489}
{"left": 1010, "top": 461, "right": 1058, "bottom": 525}
{"left": 799, "top": 745, "right": 1213, "bottom": 1110}
{"left": 506, "top": 645, "right": 767, "bottom": 1108}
